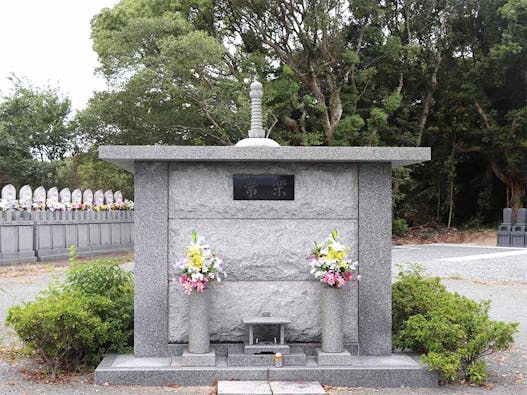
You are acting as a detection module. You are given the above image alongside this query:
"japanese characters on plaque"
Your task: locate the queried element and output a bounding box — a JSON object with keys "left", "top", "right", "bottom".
{"left": 233, "top": 175, "right": 294, "bottom": 200}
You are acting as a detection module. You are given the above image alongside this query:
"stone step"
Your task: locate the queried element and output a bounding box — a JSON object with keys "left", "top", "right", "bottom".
{"left": 217, "top": 381, "right": 326, "bottom": 395}
{"left": 95, "top": 353, "right": 438, "bottom": 387}
{"left": 227, "top": 344, "right": 306, "bottom": 366}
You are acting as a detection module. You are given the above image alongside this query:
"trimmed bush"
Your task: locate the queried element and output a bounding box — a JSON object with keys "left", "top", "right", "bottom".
{"left": 392, "top": 264, "right": 518, "bottom": 384}
{"left": 392, "top": 218, "right": 409, "bottom": 236}
{"left": 6, "top": 256, "right": 133, "bottom": 379}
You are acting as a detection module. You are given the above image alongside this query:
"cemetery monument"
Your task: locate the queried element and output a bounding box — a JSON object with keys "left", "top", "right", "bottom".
{"left": 96, "top": 81, "right": 436, "bottom": 387}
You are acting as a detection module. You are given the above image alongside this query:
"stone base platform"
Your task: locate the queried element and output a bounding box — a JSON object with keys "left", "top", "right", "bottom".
{"left": 315, "top": 348, "right": 353, "bottom": 366}
{"left": 228, "top": 344, "right": 306, "bottom": 366}
{"left": 181, "top": 349, "right": 216, "bottom": 366}
{"left": 95, "top": 353, "right": 438, "bottom": 387}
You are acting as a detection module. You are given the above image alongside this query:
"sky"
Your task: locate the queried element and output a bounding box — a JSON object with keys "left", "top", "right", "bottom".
{"left": 0, "top": 0, "right": 120, "bottom": 112}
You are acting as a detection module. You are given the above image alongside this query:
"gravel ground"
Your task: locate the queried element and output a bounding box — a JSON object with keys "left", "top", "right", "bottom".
{"left": 0, "top": 245, "right": 525, "bottom": 394}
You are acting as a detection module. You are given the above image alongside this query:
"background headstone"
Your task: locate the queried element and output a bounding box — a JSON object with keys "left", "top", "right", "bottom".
{"left": 72, "top": 188, "right": 82, "bottom": 204}
{"left": 114, "top": 190, "right": 123, "bottom": 204}
{"left": 60, "top": 188, "right": 72, "bottom": 203}
{"left": 517, "top": 208, "right": 527, "bottom": 226}
{"left": 503, "top": 208, "right": 513, "bottom": 225}
{"left": 47, "top": 187, "right": 59, "bottom": 202}
{"left": 94, "top": 190, "right": 104, "bottom": 205}
{"left": 34, "top": 186, "right": 46, "bottom": 202}
{"left": 105, "top": 190, "right": 114, "bottom": 205}
{"left": 83, "top": 189, "right": 93, "bottom": 205}
{"left": 19, "top": 185, "right": 33, "bottom": 204}
{"left": 1, "top": 184, "right": 16, "bottom": 208}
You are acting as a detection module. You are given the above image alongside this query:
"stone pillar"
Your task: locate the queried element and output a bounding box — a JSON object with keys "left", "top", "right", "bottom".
{"left": 134, "top": 162, "right": 169, "bottom": 357}
{"left": 188, "top": 291, "right": 210, "bottom": 354}
{"left": 358, "top": 162, "right": 392, "bottom": 355}
{"left": 320, "top": 286, "right": 344, "bottom": 353}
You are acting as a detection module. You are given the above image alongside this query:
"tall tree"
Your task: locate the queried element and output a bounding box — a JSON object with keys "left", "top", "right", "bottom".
{"left": 89, "top": 0, "right": 252, "bottom": 146}
{"left": 447, "top": 0, "right": 527, "bottom": 217}
{"left": 0, "top": 77, "right": 75, "bottom": 188}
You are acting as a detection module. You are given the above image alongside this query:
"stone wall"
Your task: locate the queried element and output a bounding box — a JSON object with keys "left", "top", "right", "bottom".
{"left": 0, "top": 210, "right": 134, "bottom": 265}
{"left": 114, "top": 147, "right": 430, "bottom": 358}
{"left": 167, "top": 162, "right": 359, "bottom": 344}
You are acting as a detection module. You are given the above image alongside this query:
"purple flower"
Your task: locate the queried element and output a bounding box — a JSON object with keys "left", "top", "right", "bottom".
{"left": 172, "top": 258, "right": 187, "bottom": 270}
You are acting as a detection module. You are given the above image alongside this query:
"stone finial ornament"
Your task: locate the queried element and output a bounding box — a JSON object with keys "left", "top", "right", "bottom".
{"left": 249, "top": 80, "right": 264, "bottom": 138}
{"left": 235, "top": 80, "right": 280, "bottom": 147}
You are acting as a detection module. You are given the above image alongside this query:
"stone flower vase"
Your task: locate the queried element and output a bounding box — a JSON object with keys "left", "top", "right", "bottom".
{"left": 320, "top": 285, "right": 344, "bottom": 353}
{"left": 188, "top": 290, "right": 210, "bottom": 354}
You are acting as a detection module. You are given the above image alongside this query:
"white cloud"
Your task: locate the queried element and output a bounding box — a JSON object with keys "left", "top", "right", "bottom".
{"left": 0, "top": 0, "right": 120, "bottom": 112}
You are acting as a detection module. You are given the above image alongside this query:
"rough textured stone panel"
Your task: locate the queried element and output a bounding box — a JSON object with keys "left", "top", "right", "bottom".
{"left": 169, "top": 162, "right": 357, "bottom": 219}
{"left": 169, "top": 219, "right": 357, "bottom": 281}
{"left": 168, "top": 281, "right": 358, "bottom": 343}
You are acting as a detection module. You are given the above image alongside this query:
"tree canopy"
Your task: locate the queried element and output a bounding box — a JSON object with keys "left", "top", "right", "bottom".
{"left": 84, "top": 0, "right": 525, "bottom": 223}
{"left": 1, "top": 0, "right": 525, "bottom": 226}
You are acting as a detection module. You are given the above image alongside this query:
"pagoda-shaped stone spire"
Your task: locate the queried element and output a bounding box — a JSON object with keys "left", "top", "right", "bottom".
{"left": 235, "top": 80, "right": 280, "bottom": 147}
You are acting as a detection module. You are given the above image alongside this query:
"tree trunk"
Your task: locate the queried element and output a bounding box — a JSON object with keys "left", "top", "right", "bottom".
{"left": 416, "top": 50, "right": 442, "bottom": 147}
{"left": 509, "top": 182, "right": 526, "bottom": 222}
{"left": 306, "top": 70, "right": 339, "bottom": 145}
{"left": 490, "top": 162, "right": 526, "bottom": 221}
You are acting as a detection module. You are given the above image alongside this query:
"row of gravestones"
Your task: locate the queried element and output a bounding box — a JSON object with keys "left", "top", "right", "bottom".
{"left": 0, "top": 184, "right": 124, "bottom": 209}
{"left": 497, "top": 208, "right": 527, "bottom": 247}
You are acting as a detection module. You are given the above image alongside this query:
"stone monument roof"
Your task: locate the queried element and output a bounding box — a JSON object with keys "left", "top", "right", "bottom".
{"left": 99, "top": 145, "right": 431, "bottom": 173}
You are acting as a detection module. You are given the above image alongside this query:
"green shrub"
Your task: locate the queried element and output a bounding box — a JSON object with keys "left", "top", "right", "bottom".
{"left": 392, "top": 218, "right": 409, "bottom": 236}
{"left": 6, "top": 256, "right": 133, "bottom": 379}
{"left": 65, "top": 258, "right": 134, "bottom": 352}
{"left": 392, "top": 264, "right": 518, "bottom": 384}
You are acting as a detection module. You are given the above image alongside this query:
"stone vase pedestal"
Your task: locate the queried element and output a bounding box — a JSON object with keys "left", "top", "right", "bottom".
{"left": 188, "top": 291, "right": 210, "bottom": 354}
{"left": 182, "top": 290, "right": 216, "bottom": 366}
{"left": 321, "top": 285, "right": 344, "bottom": 353}
{"left": 316, "top": 284, "right": 353, "bottom": 365}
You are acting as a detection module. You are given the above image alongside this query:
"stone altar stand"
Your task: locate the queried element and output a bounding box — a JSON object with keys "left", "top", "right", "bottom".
{"left": 95, "top": 144, "right": 437, "bottom": 387}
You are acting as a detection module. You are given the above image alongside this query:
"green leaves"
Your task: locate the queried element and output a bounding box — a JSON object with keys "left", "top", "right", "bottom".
{"left": 6, "top": 258, "right": 134, "bottom": 379}
{"left": 392, "top": 265, "right": 519, "bottom": 384}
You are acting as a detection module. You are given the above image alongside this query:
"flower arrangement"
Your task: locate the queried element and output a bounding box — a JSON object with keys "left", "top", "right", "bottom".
{"left": 13, "top": 200, "right": 30, "bottom": 211}
{"left": 308, "top": 229, "right": 359, "bottom": 288}
{"left": 0, "top": 199, "right": 133, "bottom": 211}
{"left": 94, "top": 204, "right": 109, "bottom": 212}
{"left": 173, "top": 230, "right": 226, "bottom": 295}
{"left": 32, "top": 200, "right": 46, "bottom": 211}
{"left": 115, "top": 199, "right": 134, "bottom": 210}
{"left": 46, "top": 200, "right": 67, "bottom": 212}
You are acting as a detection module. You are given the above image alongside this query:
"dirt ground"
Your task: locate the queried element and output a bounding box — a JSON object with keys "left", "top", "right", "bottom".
{"left": 393, "top": 227, "right": 497, "bottom": 246}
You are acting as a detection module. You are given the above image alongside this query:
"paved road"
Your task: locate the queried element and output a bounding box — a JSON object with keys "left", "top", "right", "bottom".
{"left": 0, "top": 245, "right": 525, "bottom": 394}
{"left": 393, "top": 243, "right": 527, "bottom": 283}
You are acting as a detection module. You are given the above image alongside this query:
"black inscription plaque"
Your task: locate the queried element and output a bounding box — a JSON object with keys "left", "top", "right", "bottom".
{"left": 233, "top": 175, "right": 294, "bottom": 200}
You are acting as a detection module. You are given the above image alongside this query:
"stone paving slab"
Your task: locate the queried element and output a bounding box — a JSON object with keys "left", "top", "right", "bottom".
{"left": 217, "top": 381, "right": 326, "bottom": 395}
{"left": 270, "top": 381, "right": 326, "bottom": 394}
{"left": 218, "top": 381, "right": 271, "bottom": 395}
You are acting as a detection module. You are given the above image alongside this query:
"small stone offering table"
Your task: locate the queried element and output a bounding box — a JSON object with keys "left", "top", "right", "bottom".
{"left": 243, "top": 315, "right": 291, "bottom": 355}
